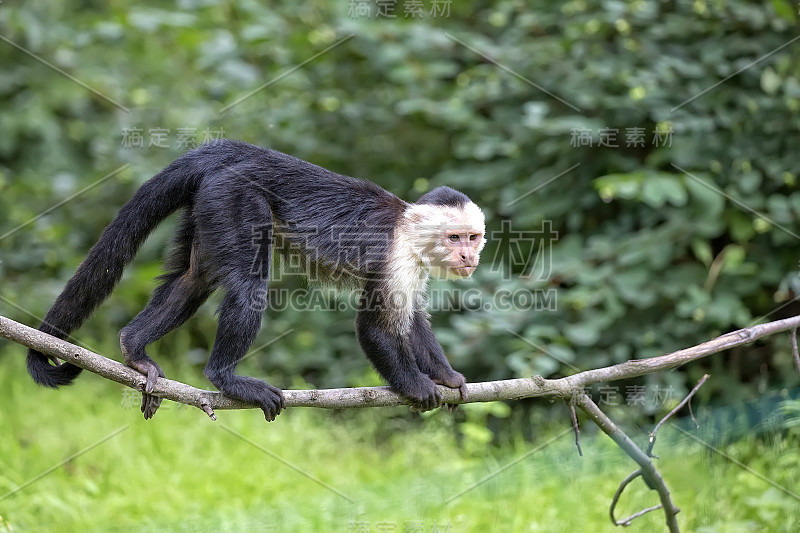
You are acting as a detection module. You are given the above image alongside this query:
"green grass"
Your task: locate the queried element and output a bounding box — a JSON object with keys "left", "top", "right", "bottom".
{"left": 1, "top": 353, "right": 799, "bottom": 533}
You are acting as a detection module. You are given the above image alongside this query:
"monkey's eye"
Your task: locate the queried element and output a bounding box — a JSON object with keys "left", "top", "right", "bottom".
{"left": 449, "top": 234, "right": 460, "bottom": 242}
{"left": 469, "top": 234, "right": 480, "bottom": 241}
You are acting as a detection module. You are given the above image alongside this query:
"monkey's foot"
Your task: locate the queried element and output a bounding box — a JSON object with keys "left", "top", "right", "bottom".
{"left": 140, "top": 393, "right": 162, "bottom": 420}
{"left": 126, "top": 358, "right": 165, "bottom": 420}
{"left": 216, "top": 377, "right": 286, "bottom": 422}
{"left": 432, "top": 371, "right": 468, "bottom": 412}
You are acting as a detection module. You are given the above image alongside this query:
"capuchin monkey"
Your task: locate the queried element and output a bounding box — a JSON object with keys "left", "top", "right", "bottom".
{"left": 26, "top": 140, "right": 486, "bottom": 421}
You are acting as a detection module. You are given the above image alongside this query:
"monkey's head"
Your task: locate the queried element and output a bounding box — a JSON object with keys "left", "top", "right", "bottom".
{"left": 402, "top": 186, "right": 486, "bottom": 279}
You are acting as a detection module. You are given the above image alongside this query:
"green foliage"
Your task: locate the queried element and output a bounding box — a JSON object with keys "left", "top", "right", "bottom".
{"left": 455, "top": 401, "right": 512, "bottom": 455}
{"left": 0, "top": 358, "right": 798, "bottom": 532}
{"left": 781, "top": 396, "right": 800, "bottom": 432}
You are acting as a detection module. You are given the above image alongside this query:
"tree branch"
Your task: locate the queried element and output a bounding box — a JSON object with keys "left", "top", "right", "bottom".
{"left": 647, "top": 374, "right": 709, "bottom": 457}
{"left": 3, "top": 314, "right": 800, "bottom": 417}
{"left": 790, "top": 327, "right": 800, "bottom": 375}
{"left": 578, "top": 394, "right": 681, "bottom": 533}
{"left": 603, "top": 374, "right": 709, "bottom": 531}
{"left": 568, "top": 401, "right": 583, "bottom": 456}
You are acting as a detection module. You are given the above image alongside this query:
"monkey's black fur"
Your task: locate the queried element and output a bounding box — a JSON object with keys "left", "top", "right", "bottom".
{"left": 27, "top": 140, "right": 470, "bottom": 419}
{"left": 416, "top": 186, "right": 471, "bottom": 207}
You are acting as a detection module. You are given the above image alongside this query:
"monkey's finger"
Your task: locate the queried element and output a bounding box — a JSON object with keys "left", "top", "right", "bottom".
{"left": 141, "top": 393, "right": 161, "bottom": 420}
{"left": 145, "top": 368, "right": 159, "bottom": 394}
{"left": 427, "top": 390, "right": 443, "bottom": 411}
{"left": 409, "top": 401, "right": 433, "bottom": 413}
{"left": 260, "top": 397, "right": 282, "bottom": 422}
{"left": 459, "top": 382, "right": 468, "bottom": 402}
{"left": 265, "top": 384, "right": 285, "bottom": 410}
{"left": 147, "top": 396, "right": 159, "bottom": 418}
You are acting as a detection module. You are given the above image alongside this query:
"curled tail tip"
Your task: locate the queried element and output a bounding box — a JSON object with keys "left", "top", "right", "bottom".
{"left": 26, "top": 349, "right": 82, "bottom": 388}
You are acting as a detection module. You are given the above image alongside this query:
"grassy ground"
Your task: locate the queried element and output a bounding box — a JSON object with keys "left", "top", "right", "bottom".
{"left": 1, "top": 353, "right": 799, "bottom": 533}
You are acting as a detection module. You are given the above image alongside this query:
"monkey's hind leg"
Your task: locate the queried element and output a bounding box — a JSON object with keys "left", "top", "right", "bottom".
{"left": 203, "top": 282, "right": 285, "bottom": 422}
{"left": 120, "top": 271, "right": 211, "bottom": 419}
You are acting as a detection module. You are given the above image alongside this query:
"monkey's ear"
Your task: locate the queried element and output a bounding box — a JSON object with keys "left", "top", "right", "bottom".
{"left": 402, "top": 203, "right": 442, "bottom": 227}
{"left": 404, "top": 209, "right": 427, "bottom": 224}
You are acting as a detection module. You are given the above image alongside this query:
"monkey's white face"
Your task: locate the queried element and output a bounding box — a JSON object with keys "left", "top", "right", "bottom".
{"left": 385, "top": 199, "right": 486, "bottom": 334}
{"left": 437, "top": 227, "right": 483, "bottom": 278}
{"left": 401, "top": 202, "right": 486, "bottom": 280}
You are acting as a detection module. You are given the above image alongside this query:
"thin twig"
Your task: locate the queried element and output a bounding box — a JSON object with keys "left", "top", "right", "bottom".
{"left": 568, "top": 401, "right": 583, "bottom": 456}
{"left": 610, "top": 469, "right": 643, "bottom": 524}
{"left": 790, "top": 327, "right": 800, "bottom": 375}
{"left": 579, "top": 395, "right": 681, "bottom": 533}
{"left": 647, "top": 374, "right": 710, "bottom": 457}
{"left": 609, "top": 469, "right": 662, "bottom": 526}
{"left": 687, "top": 401, "right": 697, "bottom": 429}
{"left": 616, "top": 503, "right": 666, "bottom": 527}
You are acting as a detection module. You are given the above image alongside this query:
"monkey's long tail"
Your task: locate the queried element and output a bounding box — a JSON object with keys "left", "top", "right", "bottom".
{"left": 27, "top": 154, "right": 206, "bottom": 388}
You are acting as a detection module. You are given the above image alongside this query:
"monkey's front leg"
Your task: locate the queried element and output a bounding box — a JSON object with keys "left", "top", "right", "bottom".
{"left": 355, "top": 312, "right": 443, "bottom": 412}
{"left": 410, "top": 311, "right": 468, "bottom": 409}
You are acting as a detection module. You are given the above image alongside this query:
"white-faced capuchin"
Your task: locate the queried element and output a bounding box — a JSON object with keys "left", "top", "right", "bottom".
{"left": 26, "top": 140, "right": 486, "bottom": 420}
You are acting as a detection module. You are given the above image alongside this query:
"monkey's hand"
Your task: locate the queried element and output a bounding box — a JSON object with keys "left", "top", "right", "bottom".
{"left": 432, "top": 371, "right": 468, "bottom": 412}
{"left": 401, "top": 375, "right": 445, "bottom": 413}
{"left": 253, "top": 382, "right": 285, "bottom": 422}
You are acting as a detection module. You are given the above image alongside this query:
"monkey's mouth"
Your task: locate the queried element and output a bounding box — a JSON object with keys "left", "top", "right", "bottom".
{"left": 452, "top": 265, "right": 477, "bottom": 277}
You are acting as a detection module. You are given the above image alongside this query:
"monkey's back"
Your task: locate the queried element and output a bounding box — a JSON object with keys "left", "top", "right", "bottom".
{"left": 190, "top": 139, "right": 409, "bottom": 285}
